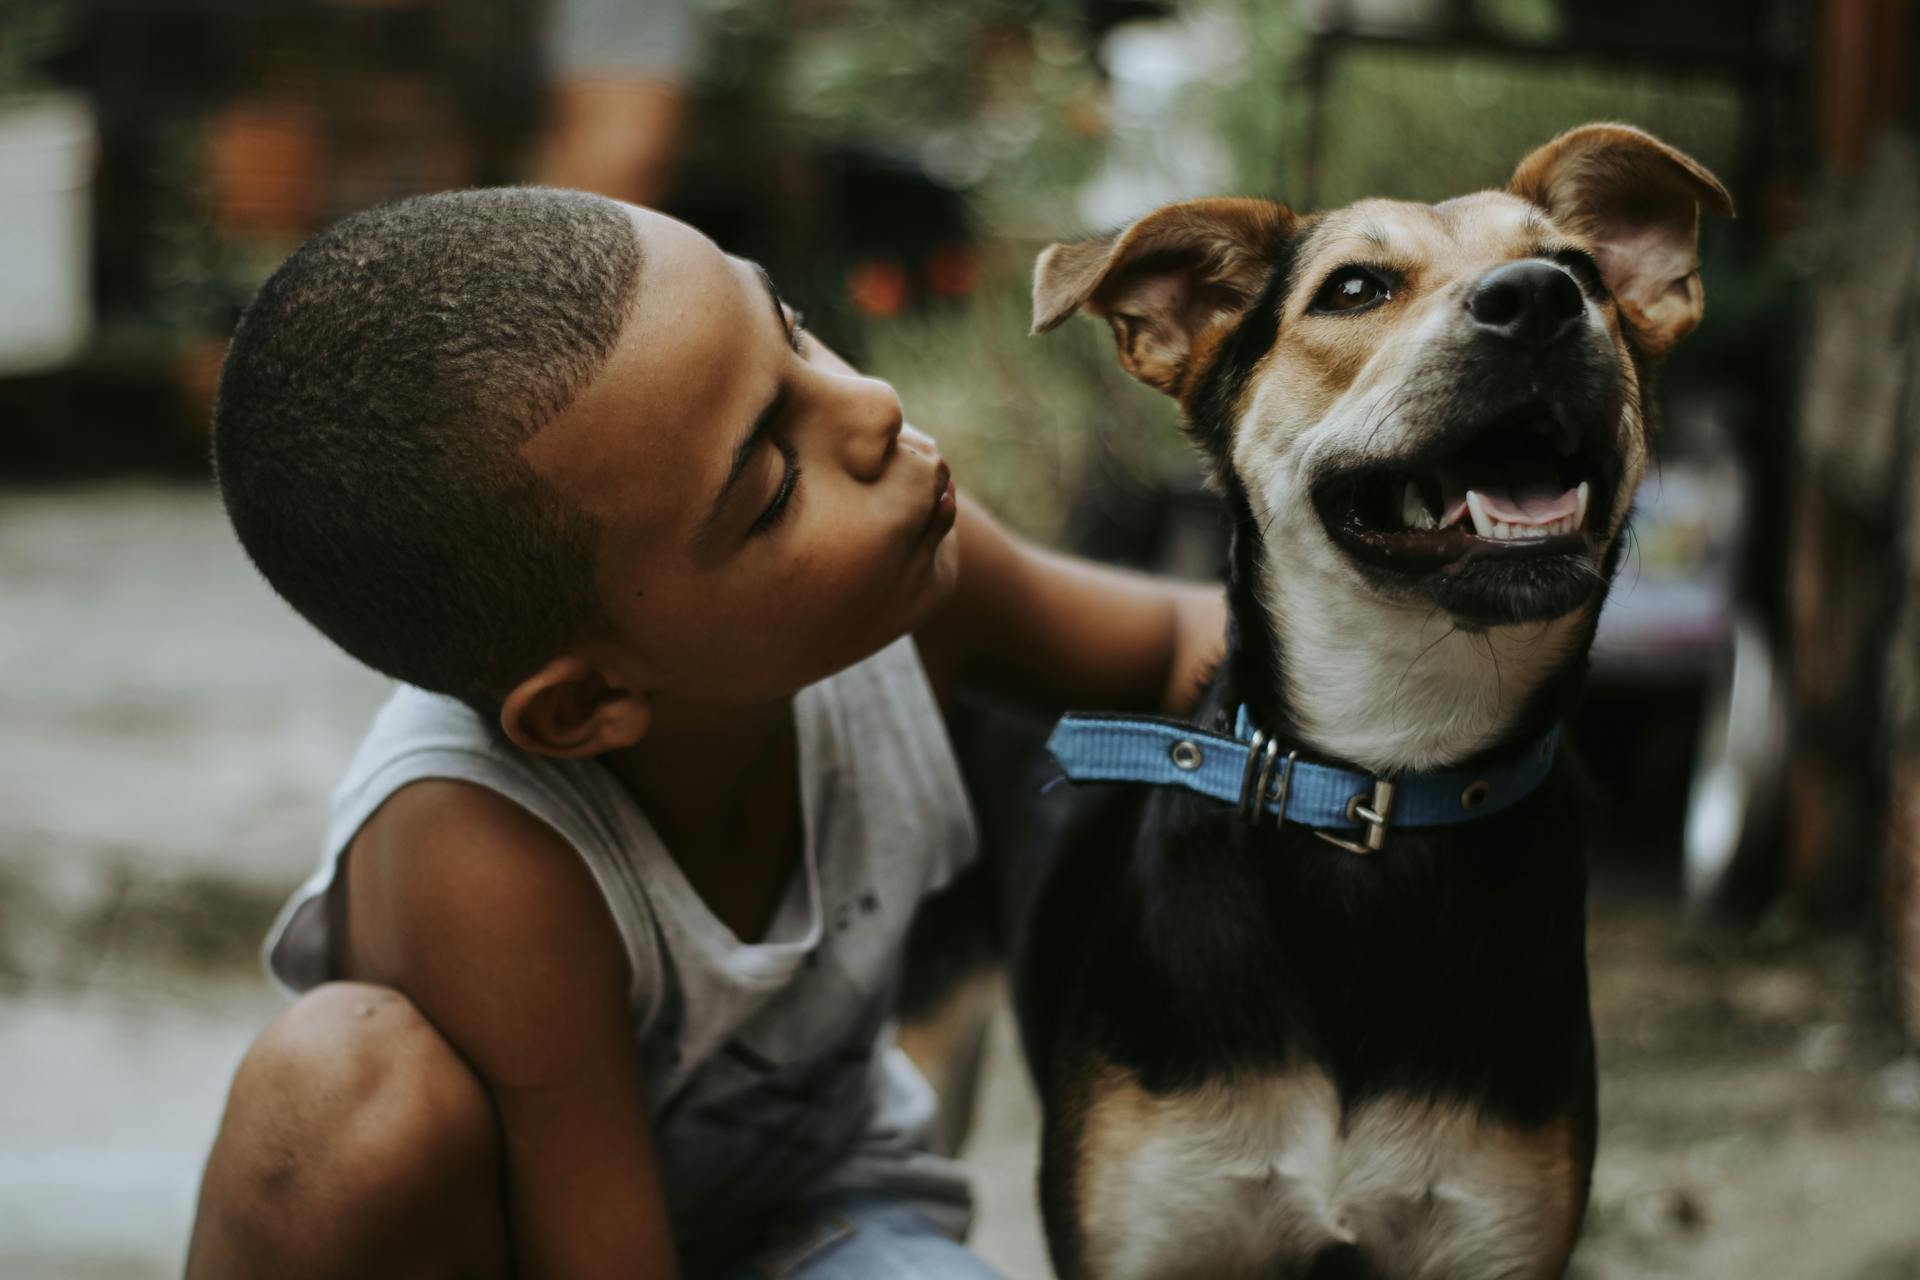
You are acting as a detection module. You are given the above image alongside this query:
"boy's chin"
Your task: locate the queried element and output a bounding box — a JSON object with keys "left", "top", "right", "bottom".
{"left": 908, "top": 532, "right": 963, "bottom": 629}
{"left": 929, "top": 527, "right": 962, "bottom": 597}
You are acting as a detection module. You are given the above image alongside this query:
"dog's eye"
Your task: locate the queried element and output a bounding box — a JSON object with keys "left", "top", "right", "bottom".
{"left": 1310, "top": 267, "right": 1390, "bottom": 314}
{"left": 1552, "top": 249, "right": 1605, "bottom": 296}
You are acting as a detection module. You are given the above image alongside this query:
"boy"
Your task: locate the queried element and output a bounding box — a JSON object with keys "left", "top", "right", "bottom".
{"left": 187, "top": 187, "right": 1222, "bottom": 1279}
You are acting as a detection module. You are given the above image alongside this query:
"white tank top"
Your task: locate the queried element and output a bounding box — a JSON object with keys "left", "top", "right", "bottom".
{"left": 262, "top": 635, "right": 978, "bottom": 1242}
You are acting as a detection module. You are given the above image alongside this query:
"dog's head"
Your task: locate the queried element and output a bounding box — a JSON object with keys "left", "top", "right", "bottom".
{"left": 1034, "top": 125, "right": 1730, "bottom": 768}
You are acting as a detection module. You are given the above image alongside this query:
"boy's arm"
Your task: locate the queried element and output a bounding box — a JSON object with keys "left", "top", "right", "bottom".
{"left": 340, "top": 780, "right": 678, "bottom": 1280}
{"left": 915, "top": 492, "right": 1227, "bottom": 716}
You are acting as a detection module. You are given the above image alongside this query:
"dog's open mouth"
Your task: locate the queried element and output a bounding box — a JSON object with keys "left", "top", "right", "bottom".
{"left": 1312, "top": 409, "right": 1615, "bottom": 576}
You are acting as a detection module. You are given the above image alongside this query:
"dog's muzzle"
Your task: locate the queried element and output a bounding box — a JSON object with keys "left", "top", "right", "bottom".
{"left": 1310, "top": 406, "right": 1614, "bottom": 577}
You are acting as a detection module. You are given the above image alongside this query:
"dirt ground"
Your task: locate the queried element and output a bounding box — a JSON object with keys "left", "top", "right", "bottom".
{"left": 1564, "top": 885, "right": 1920, "bottom": 1279}
{"left": 2, "top": 484, "right": 1916, "bottom": 1278}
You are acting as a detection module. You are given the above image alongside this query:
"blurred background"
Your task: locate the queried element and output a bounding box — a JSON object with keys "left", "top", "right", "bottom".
{"left": 1, "top": 0, "right": 1918, "bottom": 1275}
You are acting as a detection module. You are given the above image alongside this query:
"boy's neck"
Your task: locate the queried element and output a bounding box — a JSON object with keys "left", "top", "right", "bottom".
{"left": 601, "top": 694, "right": 797, "bottom": 843}
{"left": 597, "top": 695, "right": 804, "bottom": 942}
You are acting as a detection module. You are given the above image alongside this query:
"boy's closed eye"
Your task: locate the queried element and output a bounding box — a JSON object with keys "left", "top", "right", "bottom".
{"left": 701, "top": 269, "right": 813, "bottom": 545}
{"left": 751, "top": 303, "right": 808, "bottom": 536}
{"left": 752, "top": 438, "right": 801, "bottom": 535}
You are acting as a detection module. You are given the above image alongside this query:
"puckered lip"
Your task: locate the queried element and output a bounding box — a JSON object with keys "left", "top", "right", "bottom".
{"left": 1309, "top": 403, "right": 1621, "bottom": 577}
{"left": 922, "top": 460, "right": 956, "bottom": 537}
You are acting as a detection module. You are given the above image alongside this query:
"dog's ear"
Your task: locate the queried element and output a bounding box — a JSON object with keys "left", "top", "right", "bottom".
{"left": 1032, "top": 197, "right": 1294, "bottom": 397}
{"left": 1509, "top": 123, "right": 1734, "bottom": 359}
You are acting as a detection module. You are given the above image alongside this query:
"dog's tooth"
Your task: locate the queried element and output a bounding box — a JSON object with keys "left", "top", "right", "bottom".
{"left": 1575, "top": 481, "right": 1590, "bottom": 530}
{"left": 1401, "top": 480, "right": 1431, "bottom": 531}
{"left": 1466, "top": 490, "right": 1494, "bottom": 538}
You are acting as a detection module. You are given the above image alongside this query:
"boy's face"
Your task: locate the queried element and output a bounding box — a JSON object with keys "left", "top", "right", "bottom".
{"left": 521, "top": 207, "right": 960, "bottom": 709}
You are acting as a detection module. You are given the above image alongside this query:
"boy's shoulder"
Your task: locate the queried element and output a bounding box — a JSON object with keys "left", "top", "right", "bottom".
{"left": 336, "top": 775, "right": 623, "bottom": 991}
{"left": 323, "top": 683, "right": 637, "bottom": 1002}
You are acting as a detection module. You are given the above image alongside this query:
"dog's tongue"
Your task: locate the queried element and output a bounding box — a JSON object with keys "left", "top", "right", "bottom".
{"left": 1436, "top": 460, "right": 1577, "bottom": 527}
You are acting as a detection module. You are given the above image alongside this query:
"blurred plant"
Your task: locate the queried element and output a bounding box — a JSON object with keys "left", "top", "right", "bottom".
{"left": 786, "top": 0, "right": 1110, "bottom": 232}
{"left": 1186, "top": 0, "right": 1742, "bottom": 206}
{"left": 696, "top": 0, "right": 801, "bottom": 125}
{"left": 0, "top": 0, "right": 73, "bottom": 99}
{"left": 862, "top": 248, "right": 1190, "bottom": 545}
{"left": 1476, "top": 0, "right": 1561, "bottom": 43}
{"left": 141, "top": 119, "right": 276, "bottom": 342}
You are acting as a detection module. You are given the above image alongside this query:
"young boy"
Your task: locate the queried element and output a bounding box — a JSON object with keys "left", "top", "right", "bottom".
{"left": 186, "top": 187, "right": 1222, "bottom": 1279}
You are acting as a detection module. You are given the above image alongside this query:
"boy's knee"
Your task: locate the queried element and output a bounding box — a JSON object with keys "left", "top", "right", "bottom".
{"left": 189, "top": 982, "right": 504, "bottom": 1278}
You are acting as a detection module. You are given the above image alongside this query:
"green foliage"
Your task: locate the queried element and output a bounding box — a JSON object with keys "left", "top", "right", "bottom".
{"left": 0, "top": 0, "right": 72, "bottom": 98}
{"left": 786, "top": 0, "right": 1110, "bottom": 234}
{"left": 1185, "top": 0, "right": 1742, "bottom": 207}
{"left": 144, "top": 120, "right": 277, "bottom": 338}
{"left": 789, "top": 0, "right": 1078, "bottom": 134}
{"left": 1295, "top": 49, "right": 1743, "bottom": 207}
{"left": 860, "top": 252, "right": 1189, "bottom": 545}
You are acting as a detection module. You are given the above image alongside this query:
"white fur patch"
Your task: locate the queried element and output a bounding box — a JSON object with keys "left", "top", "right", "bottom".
{"left": 1077, "top": 1065, "right": 1579, "bottom": 1280}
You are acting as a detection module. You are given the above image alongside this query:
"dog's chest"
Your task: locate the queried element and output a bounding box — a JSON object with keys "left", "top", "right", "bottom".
{"left": 1073, "top": 1062, "right": 1580, "bottom": 1280}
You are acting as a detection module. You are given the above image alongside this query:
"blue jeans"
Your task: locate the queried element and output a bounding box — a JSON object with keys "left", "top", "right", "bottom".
{"left": 705, "top": 1191, "right": 1004, "bottom": 1280}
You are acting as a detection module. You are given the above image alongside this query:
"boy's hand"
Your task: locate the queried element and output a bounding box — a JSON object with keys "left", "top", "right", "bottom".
{"left": 915, "top": 492, "right": 1227, "bottom": 717}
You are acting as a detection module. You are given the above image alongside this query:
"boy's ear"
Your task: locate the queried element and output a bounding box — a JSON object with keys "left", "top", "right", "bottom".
{"left": 1508, "top": 122, "right": 1734, "bottom": 359}
{"left": 1031, "top": 197, "right": 1294, "bottom": 398}
{"left": 499, "top": 656, "right": 652, "bottom": 759}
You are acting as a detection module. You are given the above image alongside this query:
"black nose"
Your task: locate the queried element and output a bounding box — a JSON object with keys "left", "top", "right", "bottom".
{"left": 1465, "top": 260, "right": 1585, "bottom": 349}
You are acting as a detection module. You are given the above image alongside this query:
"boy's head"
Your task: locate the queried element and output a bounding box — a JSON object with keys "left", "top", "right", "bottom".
{"left": 215, "top": 189, "right": 958, "bottom": 757}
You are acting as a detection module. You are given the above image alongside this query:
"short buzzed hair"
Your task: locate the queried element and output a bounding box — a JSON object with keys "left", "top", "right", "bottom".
{"left": 212, "top": 187, "right": 643, "bottom": 711}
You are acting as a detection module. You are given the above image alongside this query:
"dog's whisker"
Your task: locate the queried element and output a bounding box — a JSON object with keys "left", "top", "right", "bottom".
{"left": 1395, "top": 615, "right": 1463, "bottom": 698}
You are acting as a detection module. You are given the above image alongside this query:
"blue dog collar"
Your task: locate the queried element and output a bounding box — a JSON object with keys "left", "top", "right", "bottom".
{"left": 1044, "top": 707, "right": 1559, "bottom": 853}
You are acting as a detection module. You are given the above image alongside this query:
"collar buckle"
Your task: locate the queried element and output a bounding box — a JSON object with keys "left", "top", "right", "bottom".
{"left": 1313, "top": 778, "right": 1397, "bottom": 854}
{"left": 1236, "top": 729, "right": 1298, "bottom": 827}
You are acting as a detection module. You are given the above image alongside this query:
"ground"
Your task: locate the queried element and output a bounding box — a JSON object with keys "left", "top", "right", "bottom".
{"left": 2, "top": 483, "right": 1915, "bottom": 1279}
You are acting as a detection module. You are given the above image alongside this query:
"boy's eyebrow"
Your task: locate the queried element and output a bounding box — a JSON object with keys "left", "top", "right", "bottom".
{"left": 752, "top": 262, "right": 795, "bottom": 344}
{"left": 692, "top": 263, "right": 792, "bottom": 548}
{"left": 695, "top": 386, "right": 786, "bottom": 549}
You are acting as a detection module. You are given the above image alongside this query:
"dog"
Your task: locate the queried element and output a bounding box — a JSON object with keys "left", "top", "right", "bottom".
{"left": 984, "top": 123, "right": 1733, "bottom": 1280}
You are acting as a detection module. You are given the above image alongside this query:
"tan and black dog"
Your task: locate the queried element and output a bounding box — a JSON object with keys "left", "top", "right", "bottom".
{"left": 996, "top": 124, "right": 1731, "bottom": 1279}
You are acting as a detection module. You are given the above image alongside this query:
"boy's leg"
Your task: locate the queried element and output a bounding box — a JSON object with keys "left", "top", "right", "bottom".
{"left": 185, "top": 982, "right": 510, "bottom": 1280}
{"left": 719, "top": 1192, "right": 1004, "bottom": 1280}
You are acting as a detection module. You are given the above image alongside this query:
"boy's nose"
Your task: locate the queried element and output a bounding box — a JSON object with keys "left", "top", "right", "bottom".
{"left": 841, "top": 376, "right": 904, "bottom": 480}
